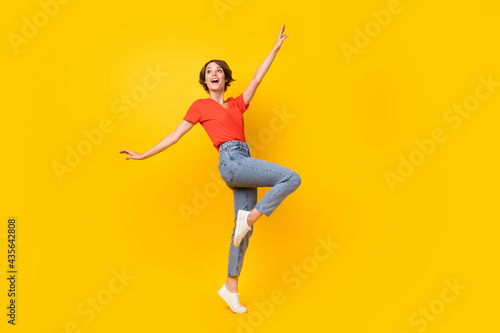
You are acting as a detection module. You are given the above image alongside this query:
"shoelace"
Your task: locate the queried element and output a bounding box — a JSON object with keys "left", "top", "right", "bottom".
{"left": 232, "top": 293, "right": 243, "bottom": 309}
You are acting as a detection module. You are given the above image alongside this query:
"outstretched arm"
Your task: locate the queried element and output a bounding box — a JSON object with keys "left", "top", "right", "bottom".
{"left": 120, "top": 120, "right": 194, "bottom": 160}
{"left": 242, "top": 25, "right": 289, "bottom": 107}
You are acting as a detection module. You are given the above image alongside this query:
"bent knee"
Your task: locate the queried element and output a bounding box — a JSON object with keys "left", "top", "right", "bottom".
{"left": 289, "top": 172, "right": 301, "bottom": 189}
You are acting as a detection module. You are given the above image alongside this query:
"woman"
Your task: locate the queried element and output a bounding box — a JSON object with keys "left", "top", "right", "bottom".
{"left": 120, "top": 25, "right": 301, "bottom": 314}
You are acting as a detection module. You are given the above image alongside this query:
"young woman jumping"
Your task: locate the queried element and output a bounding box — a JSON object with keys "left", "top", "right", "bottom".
{"left": 120, "top": 25, "right": 301, "bottom": 314}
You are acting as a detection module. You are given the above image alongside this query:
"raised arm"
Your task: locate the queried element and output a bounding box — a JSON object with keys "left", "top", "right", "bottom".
{"left": 242, "top": 25, "right": 289, "bottom": 107}
{"left": 120, "top": 120, "right": 194, "bottom": 160}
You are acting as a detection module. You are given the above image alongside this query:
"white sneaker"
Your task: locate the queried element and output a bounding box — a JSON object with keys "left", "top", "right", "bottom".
{"left": 233, "top": 210, "right": 252, "bottom": 247}
{"left": 218, "top": 284, "right": 248, "bottom": 314}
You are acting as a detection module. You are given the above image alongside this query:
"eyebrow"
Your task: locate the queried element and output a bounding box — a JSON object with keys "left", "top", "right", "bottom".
{"left": 207, "top": 66, "right": 221, "bottom": 70}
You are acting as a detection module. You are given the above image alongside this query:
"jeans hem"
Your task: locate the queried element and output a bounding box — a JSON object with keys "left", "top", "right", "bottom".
{"left": 254, "top": 204, "right": 271, "bottom": 217}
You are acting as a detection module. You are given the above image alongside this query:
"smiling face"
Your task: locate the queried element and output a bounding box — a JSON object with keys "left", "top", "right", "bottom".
{"left": 205, "top": 62, "right": 227, "bottom": 92}
{"left": 198, "top": 59, "right": 235, "bottom": 93}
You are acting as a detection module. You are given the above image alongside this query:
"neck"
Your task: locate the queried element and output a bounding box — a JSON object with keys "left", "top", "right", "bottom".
{"left": 209, "top": 90, "right": 225, "bottom": 103}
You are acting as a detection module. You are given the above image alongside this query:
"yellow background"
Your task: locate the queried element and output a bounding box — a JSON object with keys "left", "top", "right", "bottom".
{"left": 1, "top": 0, "right": 499, "bottom": 332}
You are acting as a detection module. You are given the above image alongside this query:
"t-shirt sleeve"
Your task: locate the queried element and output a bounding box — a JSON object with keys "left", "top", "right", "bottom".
{"left": 183, "top": 100, "right": 202, "bottom": 124}
{"left": 234, "top": 93, "right": 249, "bottom": 113}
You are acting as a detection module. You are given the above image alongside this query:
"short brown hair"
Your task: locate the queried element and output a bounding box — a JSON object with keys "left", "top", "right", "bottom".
{"left": 199, "top": 59, "right": 235, "bottom": 93}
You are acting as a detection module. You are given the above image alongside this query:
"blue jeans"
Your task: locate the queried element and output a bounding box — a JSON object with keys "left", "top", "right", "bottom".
{"left": 218, "top": 140, "right": 301, "bottom": 276}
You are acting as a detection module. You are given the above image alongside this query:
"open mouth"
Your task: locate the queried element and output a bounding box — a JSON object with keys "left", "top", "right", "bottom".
{"left": 210, "top": 78, "right": 220, "bottom": 84}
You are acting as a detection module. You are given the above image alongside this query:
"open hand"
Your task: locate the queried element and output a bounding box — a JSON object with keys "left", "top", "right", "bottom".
{"left": 274, "top": 25, "right": 288, "bottom": 51}
{"left": 120, "top": 149, "right": 144, "bottom": 160}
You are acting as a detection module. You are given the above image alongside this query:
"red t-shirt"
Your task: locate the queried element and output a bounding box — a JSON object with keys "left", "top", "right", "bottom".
{"left": 183, "top": 93, "right": 249, "bottom": 150}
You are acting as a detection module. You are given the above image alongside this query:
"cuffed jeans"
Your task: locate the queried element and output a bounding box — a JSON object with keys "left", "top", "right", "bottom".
{"left": 218, "top": 141, "right": 301, "bottom": 276}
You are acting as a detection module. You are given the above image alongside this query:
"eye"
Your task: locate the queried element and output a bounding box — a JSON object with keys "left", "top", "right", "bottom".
{"left": 218, "top": 69, "right": 222, "bottom": 73}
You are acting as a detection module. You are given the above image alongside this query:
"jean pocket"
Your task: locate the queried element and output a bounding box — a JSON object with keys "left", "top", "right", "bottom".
{"left": 218, "top": 159, "right": 233, "bottom": 184}
{"left": 228, "top": 147, "right": 250, "bottom": 160}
